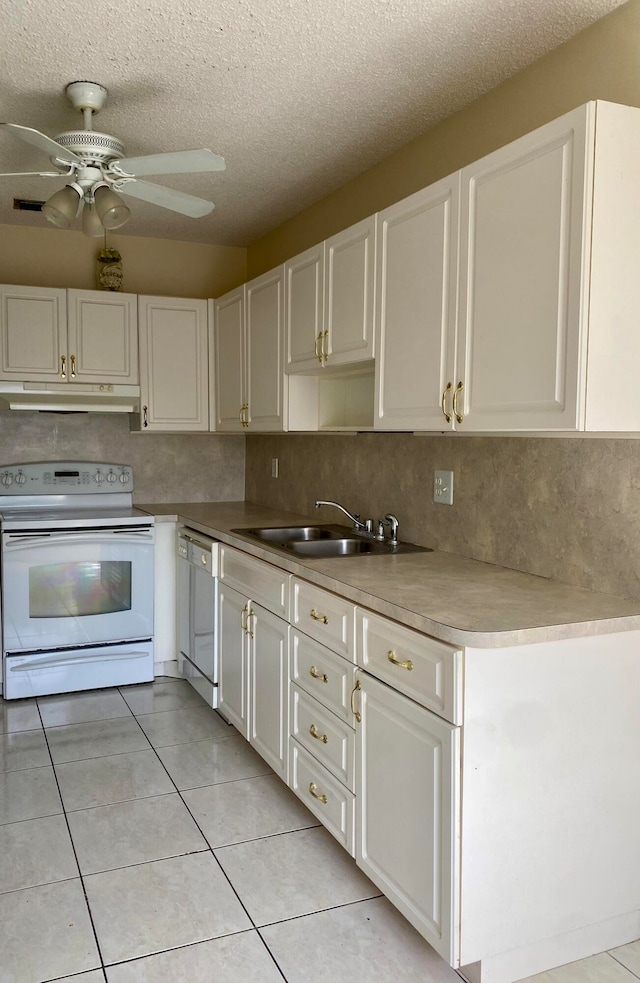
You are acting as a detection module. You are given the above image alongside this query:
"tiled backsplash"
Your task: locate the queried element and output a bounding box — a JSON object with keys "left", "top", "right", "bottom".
{"left": 245, "top": 433, "right": 640, "bottom": 601}
{"left": 0, "top": 412, "right": 245, "bottom": 504}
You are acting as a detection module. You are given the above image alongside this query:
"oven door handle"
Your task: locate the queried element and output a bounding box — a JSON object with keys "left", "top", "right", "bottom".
{"left": 2, "top": 530, "right": 154, "bottom": 550}
{"left": 8, "top": 649, "right": 151, "bottom": 672}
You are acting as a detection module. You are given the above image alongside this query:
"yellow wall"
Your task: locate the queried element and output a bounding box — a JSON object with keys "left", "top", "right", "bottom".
{"left": 0, "top": 224, "right": 247, "bottom": 298}
{"left": 247, "top": 0, "right": 640, "bottom": 277}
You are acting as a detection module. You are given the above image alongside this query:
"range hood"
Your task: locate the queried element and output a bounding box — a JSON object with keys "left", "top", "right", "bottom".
{"left": 0, "top": 382, "right": 140, "bottom": 413}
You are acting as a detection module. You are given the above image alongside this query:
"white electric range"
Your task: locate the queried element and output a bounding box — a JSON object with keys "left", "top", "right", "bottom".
{"left": 0, "top": 461, "right": 155, "bottom": 699}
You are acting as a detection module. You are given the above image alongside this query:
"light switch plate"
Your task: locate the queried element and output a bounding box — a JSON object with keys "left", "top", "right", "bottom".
{"left": 434, "top": 469, "right": 454, "bottom": 505}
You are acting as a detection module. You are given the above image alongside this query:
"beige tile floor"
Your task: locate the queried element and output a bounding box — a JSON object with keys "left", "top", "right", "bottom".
{"left": 0, "top": 677, "right": 639, "bottom": 983}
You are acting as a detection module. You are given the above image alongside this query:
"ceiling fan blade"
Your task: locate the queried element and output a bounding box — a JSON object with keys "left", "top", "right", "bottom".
{"left": 116, "top": 179, "right": 214, "bottom": 217}
{"left": 110, "top": 148, "right": 225, "bottom": 177}
{"left": 0, "top": 170, "right": 71, "bottom": 178}
{"left": 0, "top": 123, "right": 81, "bottom": 165}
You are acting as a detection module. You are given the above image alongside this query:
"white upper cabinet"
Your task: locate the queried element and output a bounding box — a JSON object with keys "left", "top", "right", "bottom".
{"left": 0, "top": 285, "right": 137, "bottom": 385}
{"left": 324, "top": 216, "right": 376, "bottom": 366}
{"left": 285, "top": 242, "right": 325, "bottom": 372}
{"left": 285, "top": 217, "right": 376, "bottom": 374}
{"left": 212, "top": 268, "right": 287, "bottom": 432}
{"left": 212, "top": 286, "right": 245, "bottom": 432}
{"left": 374, "top": 176, "right": 459, "bottom": 430}
{"left": 67, "top": 290, "right": 138, "bottom": 384}
{"left": 457, "top": 104, "right": 591, "bottom": 431}
{"left": 137, "top": 295, "right": 208, "bottom": 431}
{"left": 376, "top": 100, "right": 640, "bottom": 433}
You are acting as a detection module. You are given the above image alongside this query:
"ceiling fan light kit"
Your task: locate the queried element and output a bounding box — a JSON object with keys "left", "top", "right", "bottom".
{"left": 0, "top": 80, "right": 225, "bottom": 237}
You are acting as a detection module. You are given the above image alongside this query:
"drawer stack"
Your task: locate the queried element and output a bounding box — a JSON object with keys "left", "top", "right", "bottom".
{"left": 288, "top": 578, "right": 357, "bottom": 853}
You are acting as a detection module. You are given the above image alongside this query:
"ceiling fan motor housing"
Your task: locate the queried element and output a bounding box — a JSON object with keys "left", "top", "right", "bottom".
{"left": 51, "top": 131, "right": 126, "bottom": 167}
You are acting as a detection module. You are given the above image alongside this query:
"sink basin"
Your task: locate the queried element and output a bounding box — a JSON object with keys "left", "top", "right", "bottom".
{"left": 236, "top": 525, "right": 338, "bottom": 542}
{"left": 231, "top": 525, "right": 431, "bottom": 558}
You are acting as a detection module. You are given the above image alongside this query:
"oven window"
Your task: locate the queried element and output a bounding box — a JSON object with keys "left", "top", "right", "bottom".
{"left": 29, "top": 561, "right": 132, "bottom": 618}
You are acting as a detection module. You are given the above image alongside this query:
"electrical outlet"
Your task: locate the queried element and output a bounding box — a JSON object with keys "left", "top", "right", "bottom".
{"left": 271, "top": 458, "right": 279, "bottom": 479}
{"left": 434, "top": 469, "right": 454, "bottom": 505}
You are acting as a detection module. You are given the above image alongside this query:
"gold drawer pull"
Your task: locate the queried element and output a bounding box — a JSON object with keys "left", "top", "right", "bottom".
{"left": 309, "top": 665, "right": 328, "bottom": 683}
{"left": 60, "top": 354, "right": 66, "bottom": 379}
{"left": 350, "top": 678, "right": 362, "bottom": 723}
{"left": 309, "top": 724, "right": 328, "bottom": 744}
{"left": 70, "top": 354, "right": 76, "bottom": 378}
{"left": 387, "top": 650, "right": 414, "bottom": 671}
{"left": 310, "top": 609, "right": 328, "bottom": 624}
{"left": 309, "top": 782, "right": 328, "bottom": 804}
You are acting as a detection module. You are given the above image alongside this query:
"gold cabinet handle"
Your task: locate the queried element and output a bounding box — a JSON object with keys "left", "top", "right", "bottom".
{"left": 241, "top": 604, "right": 249, "bottom": 632}
{"left": 247, "top": 610, "right": 255, "bottom": 639}
{"left": 309, "top": 665, "right": 328, "bottom": 683}
{"left": 60, "top": 354, "right": 66, "bottom": 379}
{"left": 142, "top": 405, "right": 148, "bottom": 429}
{"left": 239, "top": 403, "right": 249, "bottom": 428}
{"left": 387, "top": 649, "right": 414, "bottom": 671}
{"left": 309, "top": 782, "right": 328, "bottom": 804}
{"left": 309, "top": 723, "right": 328, "bottom": 744}
{"left": 70, "top": 354, "right": 76, "bottom": 379}
{"left": 452, "top": 380, "right": 464, "bottom": 424}
{"left": 441, "top": 381, "right": 452, "bottom": 423}
{"left": 310, "top": 609, "right": 328, "bottom": 625}
{"left": 314, "top": 333, "right": 323, "bottom": 362}
{"left": 321, "top": 329, "right": 329, "bottom": 363}
{"left": 350, "top": 678, "right": 362, "bottom": 723}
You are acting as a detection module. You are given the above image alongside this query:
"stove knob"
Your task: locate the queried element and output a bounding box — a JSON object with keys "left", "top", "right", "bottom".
{"left": 15, "top": 471, "right": 26, "bottom": 486}
{"left": 119, "top": 471, "right": 131, "bottom": 484}
{"left": 93, "top": 470, "right": 105, "bottom": 485}
{"left": 106, "top": 470, "right": 117, "bottom": 483}
{"left": 1, "top": 472, "right": 13, "bottom": 486}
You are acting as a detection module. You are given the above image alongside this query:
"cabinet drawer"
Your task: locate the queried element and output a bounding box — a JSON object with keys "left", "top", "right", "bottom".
{"left": 289, "top": 739, "right": 355, "bottom": 855}
{"left": 357, "top": 609, "right": 462, "bottom": 725}
{"left": 291, "top": 578, "right": 355, "bottom": 661}
{"left": 219, "top": 545, "right": 290, "bottom": 619}
{"left": 291, "top": 684, "right": 354, "bottom": 789}
{"left": 291, "top": 629, "right": 356, "bottom": 722}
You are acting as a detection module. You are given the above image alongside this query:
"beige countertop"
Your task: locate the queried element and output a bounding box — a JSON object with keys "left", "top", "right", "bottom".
{"left": 139, "top": 500, "right": 640, "bottom": 648}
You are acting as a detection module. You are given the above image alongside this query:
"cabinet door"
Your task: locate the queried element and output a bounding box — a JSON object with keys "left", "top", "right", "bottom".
{"left": 355, "top": 670, "right": 460, "bottom": 964}
{"left": 285, "top": 242, "right": 324, "bottom": 372}
{"left": 457, "top": 104, "right": 591, "bottom": 431}
{"left": 324, "top": 216, "right": 375, "bottom": 366}
{"left": 138, "top": 296, "right": 208, "bottom": 431}
{"left": 246, "top": 267, "right": 287, "bottom": 431}
{"left": 217, "top": 582, "right": 250, "bottom": 738}
{"left": 213, "top": 286, "right": 245, "bottom": 432}
{"left": 374, "top": 176, "right": 459, "bottom": 430}
{"left": 67, "top": 290, "right": 138, "bottom": 384}
{"left": 249, "top": 604, "right": 289, "bottom": 780}
{"left": 0, "top": 285, "right": 67, "bottom": 382}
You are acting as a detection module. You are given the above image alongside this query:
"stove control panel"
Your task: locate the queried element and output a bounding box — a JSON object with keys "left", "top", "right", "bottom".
{"left": 0, "top": 462, "right": 133, "bottom": 495}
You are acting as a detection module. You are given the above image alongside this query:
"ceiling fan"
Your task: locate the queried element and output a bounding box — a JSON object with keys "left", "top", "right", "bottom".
{"left": 0, "top": 81, "right": 226, "bottom": 236}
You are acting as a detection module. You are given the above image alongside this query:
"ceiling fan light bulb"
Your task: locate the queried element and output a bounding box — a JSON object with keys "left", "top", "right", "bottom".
{"left": 94, "top": 185, "right": 130, "bottom": 230}
{"left": 42, "top": 184, "right": 82, "bottom": 228}
{"left": 81, "top": 202, "right": 104, "bottom": 237}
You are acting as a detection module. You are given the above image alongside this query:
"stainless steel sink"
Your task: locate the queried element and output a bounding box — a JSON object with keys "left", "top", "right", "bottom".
{"left": 231, "top": 525, "right": 431, "bottom": 557}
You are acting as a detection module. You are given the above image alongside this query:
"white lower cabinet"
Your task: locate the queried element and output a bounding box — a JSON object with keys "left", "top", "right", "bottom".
{"left": 354, "top": 669, "right": 460, "bottom": 964}
{"left": 248, "top": 603, "right": 289, "bottom": 780}
{"left": 217, "top": 547, "right": 291, "bottom": 782}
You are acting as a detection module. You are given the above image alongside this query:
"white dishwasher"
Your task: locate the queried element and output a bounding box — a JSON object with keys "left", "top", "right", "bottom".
{"left": 177, "top": 528, "right": 219, "bottom": 707}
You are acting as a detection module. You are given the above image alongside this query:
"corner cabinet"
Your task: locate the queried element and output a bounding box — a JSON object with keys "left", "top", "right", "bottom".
{"left": 136, "top": 295, "right": 208, "bottom": 432}
{"left": 212, "top": 268, "right": 287, "bottom": 432}
{"left": 0, "top": 285, "right": 137, "bottom": 385}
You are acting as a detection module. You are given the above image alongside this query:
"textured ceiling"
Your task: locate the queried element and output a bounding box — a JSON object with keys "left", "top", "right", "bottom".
{"left": 0, "top": 0, "right": 627, "bottom": 246}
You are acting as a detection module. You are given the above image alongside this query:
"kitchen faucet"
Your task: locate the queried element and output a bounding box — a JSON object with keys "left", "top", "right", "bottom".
{"left": 314, "top": 500, "right": 400, "bottom": 544}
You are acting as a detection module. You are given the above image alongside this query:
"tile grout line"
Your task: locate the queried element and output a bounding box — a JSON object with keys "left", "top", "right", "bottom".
{"left": 608, "top": 950, "right": 640, "bottom": 980}
{"left": 35, "top": 697, "right": 108, "bottom": 978}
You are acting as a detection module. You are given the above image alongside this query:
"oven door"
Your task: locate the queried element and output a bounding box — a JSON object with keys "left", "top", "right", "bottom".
{"left": 1, "top": 526, "right": 154, "bottom": 653}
